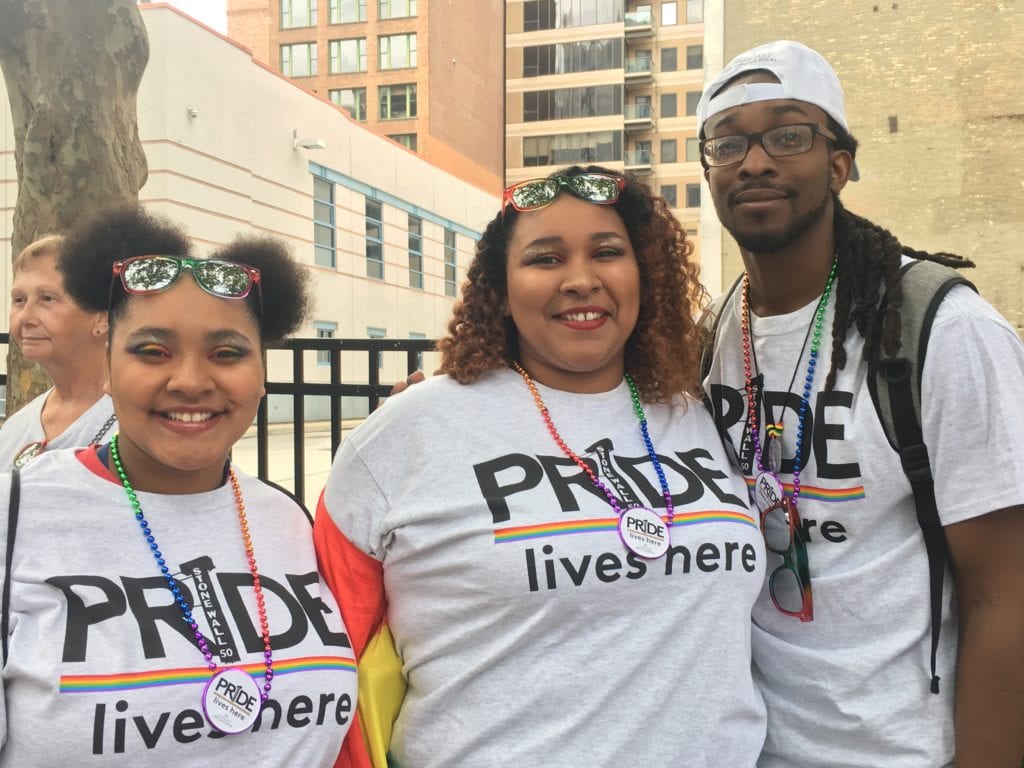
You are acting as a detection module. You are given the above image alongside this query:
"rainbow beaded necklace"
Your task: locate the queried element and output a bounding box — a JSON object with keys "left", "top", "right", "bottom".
{"left": 109, "top": 433, "right": 274, "bottom": 733}
{"left": 512, "top": 362, "right": 675, "bottom": 557}
{"left": 741, "top": 255, "right": 838, "bottom": 514}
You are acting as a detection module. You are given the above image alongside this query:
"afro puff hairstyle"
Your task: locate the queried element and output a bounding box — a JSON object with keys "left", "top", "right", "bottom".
{"left": 59, "top": 205, "right": 192, "bottom": 318}
{"left": 209, "top": 234, "right": 312, "bottom": 344}
{"left": 60, "top": 207, "right": 311, "bottom": 346}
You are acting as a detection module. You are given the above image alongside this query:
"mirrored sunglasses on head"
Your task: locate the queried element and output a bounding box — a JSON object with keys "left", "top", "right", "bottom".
{"left": 112, "top": 255, "right": 261, "bottom": 300}
{"left": 502, "top": 172, "right": 626, "bottom": 216}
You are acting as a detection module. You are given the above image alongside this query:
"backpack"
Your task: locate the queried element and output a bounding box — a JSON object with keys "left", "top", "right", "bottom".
{"left": 699, "top": 259, "right": 976, "bottom": 695}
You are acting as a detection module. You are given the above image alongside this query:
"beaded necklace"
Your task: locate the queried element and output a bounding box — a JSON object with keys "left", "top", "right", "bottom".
{"left": 741, "top": 256, "right": 838, "bottom": 516}
{"left": 512, "top": 362, "right": 675, "bottom": 559}
{"left": 109, "top": 433, "right": 274, "bottom": 734}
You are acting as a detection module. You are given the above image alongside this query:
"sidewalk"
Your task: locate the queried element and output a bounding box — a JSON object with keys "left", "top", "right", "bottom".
{"left": 232, "top": 419, "right": 364, "bottom": 511}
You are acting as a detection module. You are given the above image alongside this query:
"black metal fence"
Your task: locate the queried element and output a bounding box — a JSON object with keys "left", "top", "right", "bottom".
{"left": 0, "top": 333, "right": 434, "bottom": 504}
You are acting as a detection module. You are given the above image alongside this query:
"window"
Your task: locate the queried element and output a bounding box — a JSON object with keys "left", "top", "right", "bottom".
{"left": 889, "top": 115, "right": 899, "bottom": 133}
{"left": 523, "top": 131, "right": 622, "bottom": 167}
{"left": 686, "top": 91, "right": 701, "bottom": 116}
{"left": 523, "top": 39, "right": 622, "bottom": 77}
{"left": 660, "top": 184, "right": 677, "bottom": 207}
{"left": 523, "top": 0, "right": 624, "bottom": 30}
{"left": 330, "top": 0, "right": 366, "bottom": 23}
{"left": 686, "top": 44, "right": 703, "bottom": 69}
{"left": 315, "top": 322, "right": 337, "bottom": 366}
{"left": 281, "top": 0, "right": 316, "bottom": 27}
{"left": 366, "top": 198, "right": 383, "bottom": 280}
{"left": 660, "top": 93, "right": 677, "bottom": 118}
{"left": 686, "top": 0, "right": 702, "bottom": 23}
{"left": 379, "top": 0, "right": 416, "bottom": 18}
{"left": 280, "top": 42, "right": 317, "bottom": 77}
{"left": 329, "top": 38, "right": 366, "bottom": 73}
{"left": 367, "top": 327, "right": 386, "bottom": 370}
{"left": 330, "top": 88, "right": 367, "bottom": 121}
{"left": 408, "top": 215, "right": 423, "bottom": 289}
{"left": 661, "top": 47, "right": 677, "bottom": 72}
{"left": 444, "top": 228, "right": 457, "bottom": 297}
{"left": 686, "top": 137, "right": 700, "bottom": 162}
{"left": 660, "top": 139, "right": 677, "bottom": 164}
{"left": 388, "top": 133, "right": 417, "bottom": 151}
{"left": 685, "top": 183, "right": 701, "bottom": 208}
{"left": 661, "top": 1, "right": 677, "bottom": 24}
{"left": 313, "top": 177, "right": 335, "bottom": 267}
{"left": 379, "top": 83, "right": 417, "bottom": 119}
{"left": 523, "top": 85, "right": 622, "bottom": 122}
{"left": 379, "top": 33, "right": 416, "bottom": 69}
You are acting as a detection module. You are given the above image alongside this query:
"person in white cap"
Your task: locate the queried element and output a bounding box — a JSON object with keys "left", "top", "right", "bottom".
{"left": 698, "top": 40, "right": 1024, "bottom": 767}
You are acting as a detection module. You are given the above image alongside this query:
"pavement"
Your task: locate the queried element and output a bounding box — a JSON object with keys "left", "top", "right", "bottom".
{"left": 231, "top": 419, "right": 364, "bottom": 512}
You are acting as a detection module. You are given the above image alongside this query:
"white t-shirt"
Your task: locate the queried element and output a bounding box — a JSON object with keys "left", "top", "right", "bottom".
{"left": 0, "top": 447, "right": 357, "bottom": 767}
{"left": 704, "top": 274, "right": 1024, "bottom": 767}
{"left": 0, "top": 390, "right": 116, "bottom": 469}
{"left": 320, "top": 368, "right": 767, "bottom": 767}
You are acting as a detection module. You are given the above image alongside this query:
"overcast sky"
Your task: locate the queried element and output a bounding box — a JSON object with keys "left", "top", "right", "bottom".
{"left": 159, "top": 0, "right": 227, "bottom": 33}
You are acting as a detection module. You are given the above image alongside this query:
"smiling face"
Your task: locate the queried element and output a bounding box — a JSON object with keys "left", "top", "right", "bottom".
{"left": 703, "top": 73, "right": 852, "bottom": 256}
{"left": 9, "top": 253, "right": 106, "bottom": 372}
{"left": 105, "top": 278, "right": 266, "bottom": 494}
{"left": 504, "top": 194, "right": 640, "bottom": 393}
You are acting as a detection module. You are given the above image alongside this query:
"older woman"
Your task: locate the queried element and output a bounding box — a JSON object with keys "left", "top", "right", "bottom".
{"left": 0, "top": 208, "right": 357, "bottom": 766}
{"left": 317, "top": 166, "right": 767, "bottom": 767}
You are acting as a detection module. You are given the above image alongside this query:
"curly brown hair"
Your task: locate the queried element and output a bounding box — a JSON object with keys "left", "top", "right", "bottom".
{"left": 437, "top": 165, "right": 706, "bottom": 403}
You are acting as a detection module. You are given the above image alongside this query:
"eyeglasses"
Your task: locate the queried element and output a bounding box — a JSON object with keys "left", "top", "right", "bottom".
{"left": 502, "top": 173, "right": 626, "bottom": 215}
{"left": 761, "top": 499, "right": 814, "bottom": 622}
{"left": 700, "top": 122, "right": 836, "bottom": 168}
{"left": 112, "top": 256, "right": 261, "bottom": 300}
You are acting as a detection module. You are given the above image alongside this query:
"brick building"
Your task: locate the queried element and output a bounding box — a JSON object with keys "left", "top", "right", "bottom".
{"left": 702, "top": 1, "right": 1024, "bottom": 329}
{"left": 227, "top": 0, "right": 505, "bottom": 193}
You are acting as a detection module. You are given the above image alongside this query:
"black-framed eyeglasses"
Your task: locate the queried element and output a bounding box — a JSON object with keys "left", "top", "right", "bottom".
{"left": 761, "top": 499, "right": 814, "bottom": 622}
{"left": 700, "top": 122, "right": 836, "bottom": 168}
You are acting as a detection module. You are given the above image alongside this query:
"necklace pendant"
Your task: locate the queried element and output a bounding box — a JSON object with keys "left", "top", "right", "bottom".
{"left": 766, "top": 435, "right": 783, "bottom": 474}
{"left": 202, "top": 667, "right": 264, "bottom": 734}
{"left": 754, "top": 471, "right": 785, "bottom": 513}
{"left": 617, "top": 506, "right": 671, "bottom": 559}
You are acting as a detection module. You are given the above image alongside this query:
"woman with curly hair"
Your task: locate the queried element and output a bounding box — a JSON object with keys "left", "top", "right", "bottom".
{"left": 317, "top": 166, "right": 766, "bottom": 767}
{"left": 0, "top": 207, "right": 357, "bottom": 766}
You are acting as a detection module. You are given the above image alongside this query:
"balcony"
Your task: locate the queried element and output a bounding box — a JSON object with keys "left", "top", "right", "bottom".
{"left": 624, "top": 9, "right": 653, "bottom": 38}
{"left": 624, "top": 56, "right": 653, "bottom": 87}
{"left": 623, "top": 102, "right": 654, "bottom": 131}
{"left": 623, "top": 149, "right": 653, "bottom": 172}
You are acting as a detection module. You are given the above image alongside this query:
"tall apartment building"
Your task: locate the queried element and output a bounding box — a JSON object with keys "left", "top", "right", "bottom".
{"left": 701, "top": 2, "right": 1024, "bottom": 326}
{"left": 226, "top": 0, "right": 505, "bottom": 193}
{"left": 505, "top": 0, "right": 707, "bottom": 262}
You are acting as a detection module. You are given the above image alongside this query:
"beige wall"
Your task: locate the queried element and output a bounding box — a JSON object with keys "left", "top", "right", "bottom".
{"left": 712, "top": 0, "right": 1024, "bottom": 331}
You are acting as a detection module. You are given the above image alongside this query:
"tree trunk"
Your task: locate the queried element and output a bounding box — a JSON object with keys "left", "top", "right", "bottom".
{"left": 0, "top": 0, "right": 149, "bottom": 414}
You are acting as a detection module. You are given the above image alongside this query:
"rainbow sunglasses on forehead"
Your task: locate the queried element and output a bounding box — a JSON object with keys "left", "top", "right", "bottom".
{"left": 502, "top": 172, "right": 626, "bottom": 216}
{"left": 113, "top": 255, "right": 261, "bottom": 299}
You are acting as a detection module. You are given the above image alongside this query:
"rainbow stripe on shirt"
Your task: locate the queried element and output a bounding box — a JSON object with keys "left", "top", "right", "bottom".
{"left": 494, "top": 508, "right": 757, "bottom": 544}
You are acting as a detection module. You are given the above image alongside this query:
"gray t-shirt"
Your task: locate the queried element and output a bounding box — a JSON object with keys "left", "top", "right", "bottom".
{"left": 0, "top": 390, "right": 116, "bottom": 469}
{"left": 321, "top": 369, "right": 767, "bottom": 767}
{"left": 0, "top": 447, "right": 357, "bottom": 766}
{"left": 705, "top": 276, "right": 1024, "bottom": 767}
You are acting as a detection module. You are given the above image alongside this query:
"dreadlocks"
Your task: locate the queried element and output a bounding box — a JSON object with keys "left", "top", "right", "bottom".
{"left": 826, "top": 196, "right": 975, "bottom": 391}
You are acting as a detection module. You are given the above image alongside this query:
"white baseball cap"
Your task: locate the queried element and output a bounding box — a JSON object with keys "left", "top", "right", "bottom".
{"left": 697, "top": 40, "right": 860, "bottom": 181}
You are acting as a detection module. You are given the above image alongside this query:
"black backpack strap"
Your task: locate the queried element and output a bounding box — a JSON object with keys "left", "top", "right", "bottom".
{"left": 870, "top": 260, "right": 976, "bottom": 694}
{"left": 2, "top": 467, "right": 22, "bottom": 666}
